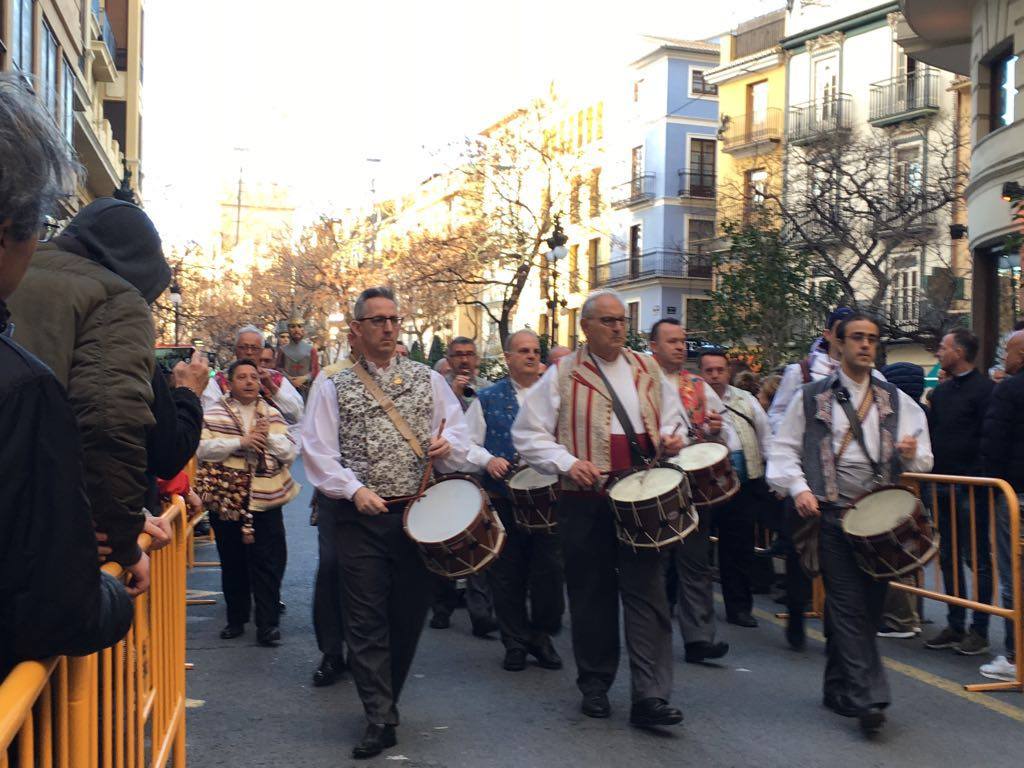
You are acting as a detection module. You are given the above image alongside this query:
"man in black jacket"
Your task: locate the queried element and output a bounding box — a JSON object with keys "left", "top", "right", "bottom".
{"left": 0, "top": 72, "right": 133, "bottom": 675}
{"left": 979, "top": 330, "right": 1024, "bottom": 682}
{"left": 925, "top": 328, "right": 995, "bottom": 656}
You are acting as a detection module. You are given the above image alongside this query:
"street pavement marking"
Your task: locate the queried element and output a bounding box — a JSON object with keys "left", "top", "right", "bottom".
{"left": 748, "top": 604, "right": 1024, "bottom": 724}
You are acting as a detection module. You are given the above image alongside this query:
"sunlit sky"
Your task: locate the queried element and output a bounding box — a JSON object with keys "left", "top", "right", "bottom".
{"left": 142, "top": 0, "right": 782, "bottom": 246}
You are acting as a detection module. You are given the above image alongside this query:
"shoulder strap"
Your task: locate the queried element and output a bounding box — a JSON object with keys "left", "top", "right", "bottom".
{"left": 588, "top": 352, "right": 651, "bottom": 467}
{"left": 833, "top": 382, "right": 882, "bottom": 478}
{"left": 352, "top": 362, "right": 426, "bottom": 459}
{"left": 799, "top": 357, "right": 812, "bottom": 384}
{"left": 723, "top": 402, "right": 756, "bottom": 432}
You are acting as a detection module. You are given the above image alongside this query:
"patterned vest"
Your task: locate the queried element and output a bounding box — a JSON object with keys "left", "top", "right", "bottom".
{"left": 677, "top": 371, "right": 709, "bottom": 426}
{"left": 801, "top": 374, "right": 902, "bottom": 503}
{"left": 477, "top": 378, "right": 519, "bottom": 496}
{"left": 724, "top": 386, "right": 764, "bottom": 480}
{"left": 555, "top": 346, "right": 662, "bottom": 490}
{"left": 331, "top": 356, "right": 433, "bottom": 498}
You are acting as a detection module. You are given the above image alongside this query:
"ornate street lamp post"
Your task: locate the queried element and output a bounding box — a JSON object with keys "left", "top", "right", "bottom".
{"left": 545, "top": 215, "right": 569, "bottom": 343}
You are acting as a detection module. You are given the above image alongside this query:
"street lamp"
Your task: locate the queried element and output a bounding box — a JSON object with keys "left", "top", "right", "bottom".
{"left": 168, "top": 274, "right": 182, "bottom": 345}
{"left": 545, "top": 214, "right": 569, "bottom": 343}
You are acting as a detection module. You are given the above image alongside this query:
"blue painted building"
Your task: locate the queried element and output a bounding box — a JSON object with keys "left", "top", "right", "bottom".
{"left": 601, "top": 37, "right": 720, "bottom": 335}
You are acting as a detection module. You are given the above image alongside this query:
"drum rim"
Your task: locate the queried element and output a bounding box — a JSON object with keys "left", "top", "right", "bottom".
{"left": 506, "top": 464, "right": 560, "bottom": 490}
{"left": 403, "top": 473, "right": 489, "bottom": 545}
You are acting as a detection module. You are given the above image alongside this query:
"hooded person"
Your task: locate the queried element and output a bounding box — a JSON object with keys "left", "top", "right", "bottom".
{"left": 7, "top": 198, "right": 171, "bottom": 593}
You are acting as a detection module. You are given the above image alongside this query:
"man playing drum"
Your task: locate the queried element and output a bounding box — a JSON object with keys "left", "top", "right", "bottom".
{"left": 302, "top": 287, "right": 469, "bottom": 760}
{"left": 767, "top": 313, "right": 932, "bottom": 734}
{"left": 513, "top": 289, "right": 686, "bottom": 728}
{"left": 463, "top": 329, "right": 564, "bottom": 673}
{"left": 648, "top": 318, "right": 730, "bottom": 663}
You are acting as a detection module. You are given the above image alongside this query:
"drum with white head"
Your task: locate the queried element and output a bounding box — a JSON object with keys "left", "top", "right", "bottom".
{"left": 606, "top": 463, "right": 697, "bottom": 550}
{"left": 404, "top": 475, "right": 506, "bottom": 578}
{"left": 506, "top": 466, "right": 560, "bottom": 532}
{"left": 842, "top": 486, "right": 938, "bottom": 580}
{"left": 669, "top": 441, "right": 739, "bottom": 507}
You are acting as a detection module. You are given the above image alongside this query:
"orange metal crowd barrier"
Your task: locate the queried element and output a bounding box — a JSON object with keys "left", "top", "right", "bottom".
{"left": 0, "top": 497, "right": 189, "bottom": 767}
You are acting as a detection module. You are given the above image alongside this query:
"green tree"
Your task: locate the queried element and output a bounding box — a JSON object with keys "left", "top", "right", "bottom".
{"left": 410, "top": 339, "right": 425, "bottom": 363}
{"left": 698, "top": 220, "right": 841, "bottom": 370}
{"left": 427, "top": 335, "right": 445, "bottom": 367}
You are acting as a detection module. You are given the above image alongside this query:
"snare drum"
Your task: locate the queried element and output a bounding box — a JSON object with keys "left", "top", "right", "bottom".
{"left": 506, "top": 466, "right": 560, "bottom": 532}
{"left": 841, "top": 486, "right": 939, "bottom": 580}
{"left": 606, "top": 463, "right": 698, "bottom": 551}
{"left": 404, "top": 475, "right": 506, "bottom": 579}
{"left": 669, "top": 441, "right": 740, "bottom": 508}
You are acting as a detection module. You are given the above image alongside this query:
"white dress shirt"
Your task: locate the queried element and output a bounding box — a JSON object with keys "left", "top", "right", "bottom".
{"left": 512, "top": 353, "right": 687, "bottom": 476}
{"left": 300, "top": 357, "right": 470, "bottom": 500}
{"left": 196, "top": 399, "right": 298, "bottom": 464}
{"left": 464, "top": 378, "right": 532, "bottom": 471}
{"left": 718, "top": 386, "right": 771, "bottom": 457}
{"left": 766, "top": 368, "right": 933, "bottom": 500}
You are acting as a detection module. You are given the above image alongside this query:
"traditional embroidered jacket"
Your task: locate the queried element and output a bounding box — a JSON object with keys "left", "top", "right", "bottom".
{"left": 200, "top": 396, "right": 299, "bottom": 511}
{"left": 677, "top": 371, "right": 709, "bottom": 427}
{"left": 330, "top": 355, "right": 433, "bottom": 498}
{"left": 723, "top": 385, "right": 765, "bottom": 480}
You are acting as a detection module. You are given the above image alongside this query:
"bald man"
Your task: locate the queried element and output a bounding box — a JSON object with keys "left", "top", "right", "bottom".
{"left": 547, "top": 345, "right": 572, "bottom": 367}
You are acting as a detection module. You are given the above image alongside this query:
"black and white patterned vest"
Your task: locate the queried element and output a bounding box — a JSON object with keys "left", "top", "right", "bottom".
{"left": 330, "top": 356, "right": 434, "bottom": 498}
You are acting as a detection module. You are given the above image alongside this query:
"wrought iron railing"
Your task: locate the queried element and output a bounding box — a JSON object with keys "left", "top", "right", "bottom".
{"left": 869, "top": 68, "right": 941, "bottom": 124}
{"left": 678, "top": 170, "right": 716, "bottom": 199}
{"left": 611, "top": 173, "right": 656, "bottom": 208}
{"left": 787, "top": 94, "right": 853, "bottom": 144}
{"left": 721, "top": 108, "right": 783, "bottom": 151}
{"left": 594, "top": 249, "right": 712, "bottom": 285}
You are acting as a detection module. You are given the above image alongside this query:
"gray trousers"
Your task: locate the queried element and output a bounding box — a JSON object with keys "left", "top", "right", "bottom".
{"left": 673, "top": 509, "right": 717, "bottom": 645}
{"left": 558, "top": 493, "right": 674, "bottom": 703}
{"left": 330, "top": 496, "right": 433, "bottom": 726}
{"left": 487, "top": 498, "right": 565, "bottom": 651}
{"left": 820, "top": 508, "right": 890, "bottom": 710}
{"left": 312, "top": 493, "right": 346, "bottom": 657}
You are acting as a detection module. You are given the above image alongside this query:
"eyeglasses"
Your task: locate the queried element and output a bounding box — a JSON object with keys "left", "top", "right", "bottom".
{"left": 448, "top": 350, "right": 478, "bottom": 359}
{"left": 236, "top": 343, "right": 263, "bottom": 353}
{"left": 357, "top": 315, "right": 403, "bottom": 328}
{"left": 597, "top": 316, "right": 627, "bottom": 328}
{"left": 37, "top": 216, "right": 59, "bottom": 243}
{"left": 846, "top": 333, "right": 879, "bottom": 345}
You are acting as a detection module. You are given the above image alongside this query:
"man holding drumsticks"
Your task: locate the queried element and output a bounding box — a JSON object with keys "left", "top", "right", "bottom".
{"left": 302, "top": 286, "right": 469, "bottom": 760}
{"left": 513, "top": 289, "right": 687, "bottom": 729}
{"left": 767, "top": 312, "right": 932, "bottom": 735}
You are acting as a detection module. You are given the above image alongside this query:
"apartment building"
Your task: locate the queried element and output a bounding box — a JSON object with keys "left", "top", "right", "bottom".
{"left": 0, "top": 0, "right": 145, "bottom": 212}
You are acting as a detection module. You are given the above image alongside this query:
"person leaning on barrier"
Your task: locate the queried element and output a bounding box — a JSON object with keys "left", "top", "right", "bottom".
{"left": 979, "top": 330, "right": 1024, "bottom": 682}
{"left": 0, "top": 72, "right": 133, "bottom": 675}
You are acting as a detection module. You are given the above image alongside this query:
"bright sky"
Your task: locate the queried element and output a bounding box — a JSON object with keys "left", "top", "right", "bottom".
{"left": 142, "top": 0, "right": 782, "bottom": 246}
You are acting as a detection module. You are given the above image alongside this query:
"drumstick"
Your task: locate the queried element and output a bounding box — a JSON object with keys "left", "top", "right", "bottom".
{"left": 652, "top": 422, "right": 683, "bottom": 466}
{"left": 416, "top": 418, "right": 447, "bottom": 497}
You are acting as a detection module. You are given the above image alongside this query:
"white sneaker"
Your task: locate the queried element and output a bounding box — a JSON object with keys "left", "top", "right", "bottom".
{"left": 979, "top": 655, "right": 1017, "bottom": 682}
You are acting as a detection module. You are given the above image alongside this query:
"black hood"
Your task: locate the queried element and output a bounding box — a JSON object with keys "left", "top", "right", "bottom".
{"left": 58, "top": 198, "right": 170, "bottom": 304}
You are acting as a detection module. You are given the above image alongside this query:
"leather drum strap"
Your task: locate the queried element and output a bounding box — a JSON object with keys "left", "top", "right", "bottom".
{"left": 352, "top": 363, "right": 426, "bottom": 460}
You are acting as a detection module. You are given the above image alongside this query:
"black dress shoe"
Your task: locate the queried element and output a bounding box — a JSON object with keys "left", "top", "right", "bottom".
{"left": 429, "top": 613, "right": 450, "bottom": 629}
{"left": 685, "top": 640, "right": 730, "bottom": 663}
{"left": 219, "top": 624, "right": 244, "bottom": 640}
{"left": 859, "top": 706, "right": 886, "bottom": 734}
{"left": 581, "top": 692, "right": 611, "bottom": 718}
{"left": 786, "top": 614, "right": 806, "bottom": 651}
{"left": 503, "top": 648, "right": 527, "bottom": 671}
{"left": 727, "top": 612, "right": 759, "bottom": 628}
{"left": 471, "top": 617, "right": 499, "bottom": 638}
{"left": 312, "top": 654, "right": 345, "bottom": 687}
{"left": 528, "top": 637, "right": 563, "bottom": 670}
{"left": 629, "top": 698, "right": 683, "bottom": 728}
{"left": 352, "top": 723, "right": 397, "bottom": 759}
{"left": 822, "top": 693, "right": 859, "bottom": 718}
{"left": 256, "top": 627, "right": 281, "bottom": 647}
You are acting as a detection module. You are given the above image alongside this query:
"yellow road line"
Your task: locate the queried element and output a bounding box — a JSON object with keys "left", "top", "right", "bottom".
{"left": 749, "top": 604, "right": 1024, "bottom": 724}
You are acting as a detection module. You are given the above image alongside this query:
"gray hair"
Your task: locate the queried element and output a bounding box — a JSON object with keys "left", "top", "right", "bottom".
{"left": 353, "top": 286, "right": 397, "bottom": 320}
{"left": 581, "top": 288, "right": 625, "bottom": 319}
{"left": 0, "top": 73, "right": 78, "bottom": 240}
{"left": 235, "top": 325, "right": 263, "bottom": 344}
{"left": 504, "top": 329, "right": 539, "bottom": 352}
{"left": 447, "top": 336, "right": 476, "bottom": 354}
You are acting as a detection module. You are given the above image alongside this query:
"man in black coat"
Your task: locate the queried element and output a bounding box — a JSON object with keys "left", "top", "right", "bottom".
{"left": 0, "top": 72, "right": 133, "bottom": 675}
{"left": 925, "top": 328, "right": 995, "bottom": 657}
{"left": 979, "top": 330, "right": 1024, "bottom": 682}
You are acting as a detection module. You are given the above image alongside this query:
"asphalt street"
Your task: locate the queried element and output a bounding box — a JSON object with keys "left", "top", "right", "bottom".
{"left": 184, "top": 460, "right": 1024, "bottom": 768}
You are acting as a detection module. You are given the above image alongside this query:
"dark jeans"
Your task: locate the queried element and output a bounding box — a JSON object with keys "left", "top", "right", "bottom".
{"left": 935, "top": 485, "right": 992, "bottom": 636}
{"left": 312, "top": 492, "right": 346, "bottom": 657}
{"left": 329, "top": 497, "right": 432, "bottom": 726}
{"left": 209, "top": 507, "right": 286, "bottom": 630}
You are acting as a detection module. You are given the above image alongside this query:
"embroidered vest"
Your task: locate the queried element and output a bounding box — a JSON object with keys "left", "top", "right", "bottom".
{"left": 801, "top": 374, "right": 902, "bottom": 503}
{"left": 677, "top": 371, "right": 709, "bottom": 426}
{"left": 724, "top": 386, "right": 764, "bottom": 480}
{"left": 555, "top": 346, "right": 662, "bottom": 490}
{"left": 477, "top": 378, "right": 520, "bottom": 496}
{"left": 331, "top": 356, "right": 433, "bottom": 498}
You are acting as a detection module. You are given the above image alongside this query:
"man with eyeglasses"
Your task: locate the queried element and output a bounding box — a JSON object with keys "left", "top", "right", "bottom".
{"left": 767, "top": 313, "right": 932, "bottom": 735}
{"left": 302, "top": 286, "right": 469, "bottom": 760}
{"left": 275, "top": 314, "right": 319, "bottom": 399}
{"left": 513, "top": 289, "right": 687, "bottom": 729}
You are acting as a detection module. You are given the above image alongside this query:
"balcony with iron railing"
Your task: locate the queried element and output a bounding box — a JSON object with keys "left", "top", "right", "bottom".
{"left": 678, "top": 170, "right": 716, "bottom": 200}
{"left": 888, "top": 288, "right": 921, "bottom": 328}
{"left": 594, "top": 249, "right": 712, "bottom": 286}
{"left": 611, "top": 173, "right": 656, "bottom": 209}
{"left": 721, "top": 108, "right": 783, "bottom": 153}
{"left": 869, "top": 68, "right": 941, "bottom": 126}
{"left": 787, "top": 95, "right": 853, "bottom": 145}
{"left": 878, "top": 191, "right": 939, "bottom": 235}
{"left": 89, "top": 5, "right": 118, "bottom": 83}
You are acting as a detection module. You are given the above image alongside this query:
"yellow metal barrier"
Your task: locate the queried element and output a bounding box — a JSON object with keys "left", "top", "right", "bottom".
{"left": 0, "top": 498, "right": 188, "bottom": 766}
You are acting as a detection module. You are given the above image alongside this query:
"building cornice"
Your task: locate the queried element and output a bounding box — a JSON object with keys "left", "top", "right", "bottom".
{"left": 781, "top": 2, "right": 900, "bottom": 51}
{"left": 705, "top": 48, "right": 784, "bottom": 85}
